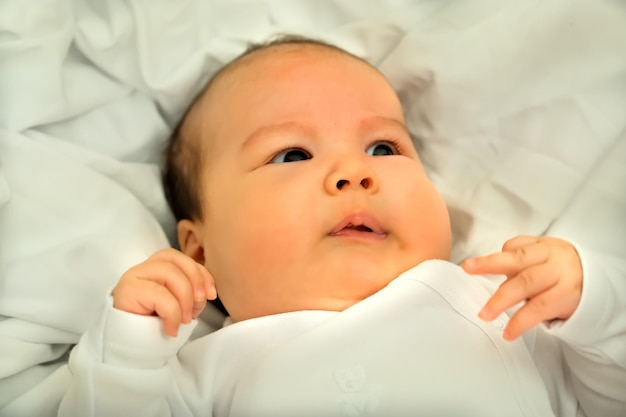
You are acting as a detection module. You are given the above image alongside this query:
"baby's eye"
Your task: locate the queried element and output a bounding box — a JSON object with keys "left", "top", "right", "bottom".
{"left": 366, "top": 141, "right": 399, "bottom": 156}
{"left": 271, "top": 148, "right": 312, "bottom": 163}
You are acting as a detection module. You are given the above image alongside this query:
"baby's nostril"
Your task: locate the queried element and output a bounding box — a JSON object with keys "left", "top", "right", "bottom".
{"left": 337, "top": 179, "right": 348, "bottom": 189}
{"left": 360, "top": 178, "right": 370, "bottom": 189}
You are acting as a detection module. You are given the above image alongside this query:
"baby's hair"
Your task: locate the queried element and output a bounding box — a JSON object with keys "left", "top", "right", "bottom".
{"left": 162, "top": 35, "right": 364, "bottom": 222}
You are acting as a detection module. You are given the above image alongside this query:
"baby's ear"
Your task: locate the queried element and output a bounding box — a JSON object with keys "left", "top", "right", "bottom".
{"left": 177, "top": 220, "right": 205, "bottom": 264}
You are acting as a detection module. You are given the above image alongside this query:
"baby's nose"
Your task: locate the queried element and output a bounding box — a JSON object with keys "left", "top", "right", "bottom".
{"left": 336, "top": 178, "right": 374, "bottom": 190}
{"left": 325, "top": 158, "right": 379, "bottom": 195}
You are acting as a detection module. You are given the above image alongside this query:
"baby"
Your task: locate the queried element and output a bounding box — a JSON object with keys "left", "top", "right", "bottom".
{"left": 59, "top": 36, "right": 626, "bottom": 417}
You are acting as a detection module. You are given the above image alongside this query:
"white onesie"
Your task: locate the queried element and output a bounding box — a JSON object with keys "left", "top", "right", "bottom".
{"left": 59, "top": 260, "right": 626, "bottom": 417}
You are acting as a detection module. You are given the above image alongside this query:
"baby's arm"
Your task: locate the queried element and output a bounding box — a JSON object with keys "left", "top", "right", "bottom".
{"left": 58, "top": 249, "right": 216, "bottom": 417}
{"left": 463, "top": 237, "right": 626, "bottom": 415}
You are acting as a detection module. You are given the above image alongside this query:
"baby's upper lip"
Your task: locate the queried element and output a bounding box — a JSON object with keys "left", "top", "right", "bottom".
{"left": 330, "top": 213, "right": 387, "bottom": 237}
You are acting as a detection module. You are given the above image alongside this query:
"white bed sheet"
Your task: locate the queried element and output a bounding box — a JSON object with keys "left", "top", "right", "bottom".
{"left": 1, "top": 1, "right": 625, "bottom": 415}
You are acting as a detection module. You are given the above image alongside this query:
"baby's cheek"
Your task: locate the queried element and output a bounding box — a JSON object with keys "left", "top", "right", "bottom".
{"left": 245, "top": 234, "right": 288, "bottom": 270}
{"left": 403, "top": 183, "right": 452, "bottom": 260}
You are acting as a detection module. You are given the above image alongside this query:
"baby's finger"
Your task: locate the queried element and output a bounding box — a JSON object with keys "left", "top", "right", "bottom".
{"left": 502, "top": 289, "right": 564, "bottom": 340}
{"left": 149, "top": 284, "right": 186, "bottom": 337}
{"left": 190, "top": 265, "right": 217, "bottom": 318}
{"left": 479, "top": 263, "right": 557, "bottom": 321}
{"left": 501, "top": 235, "right": 540, "bottom": 252}
{"left": 192, "top": 300, "right": 207, "bottom": 319}
{"left": 200, "top": 265, "right": 217, "bottom": 301}
{"left": 463, "top": 241, "right": 550, "bottom": 277}
{"left": 117, "top": 280, "right": 183, "bottom": 337}
{"left": 135, "top": 260, "right": 197, "bottom": 323}
{"left": 151, "top": 249, "right": 212, "bottom": 303}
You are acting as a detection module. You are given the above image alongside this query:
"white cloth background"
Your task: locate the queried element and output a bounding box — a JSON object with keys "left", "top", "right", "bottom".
{"left": 1, "top": 1, "right": 625, "bottom": 415}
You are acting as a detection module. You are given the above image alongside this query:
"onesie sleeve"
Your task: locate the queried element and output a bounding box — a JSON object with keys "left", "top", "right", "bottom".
{"left": 539, "top": 133, "right": 626, "bottom": 416}
{"left": 542, "top": 247, "right": 626, "bottom": 416}
{"left": 58, "top": 295, "right": 196, "bottom": 417}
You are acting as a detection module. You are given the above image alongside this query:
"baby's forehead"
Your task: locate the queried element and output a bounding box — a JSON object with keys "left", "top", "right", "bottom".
{"left": 198, "top": 44, "right": 354, "bottom": 120}
{"left": 221, "top": 42, "right": 357, "bottom": 86}
{"left": 192, "top": 42, "right": 392, "bottom": 146}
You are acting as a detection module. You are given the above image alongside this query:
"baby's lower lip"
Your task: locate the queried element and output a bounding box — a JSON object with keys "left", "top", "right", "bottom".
{"left": 330, "top": 228, "right": 388, "bottom": 240}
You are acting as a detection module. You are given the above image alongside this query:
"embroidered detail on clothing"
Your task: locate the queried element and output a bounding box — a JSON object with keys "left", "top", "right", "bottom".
{"left": 333, "top": 365, "right": 379, "bottom": 416}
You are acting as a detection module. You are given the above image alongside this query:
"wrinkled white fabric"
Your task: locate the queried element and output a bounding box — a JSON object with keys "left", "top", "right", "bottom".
{"left": 1, "top": 1, "right": 625, "bottom": 416}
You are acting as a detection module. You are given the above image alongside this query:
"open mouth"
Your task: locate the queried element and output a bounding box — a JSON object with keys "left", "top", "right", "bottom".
{"left": 345, "top": 224, "right": 373, "bottom": 233}
{"left": 330, "top": 215, "right": 387, "bottom": 239}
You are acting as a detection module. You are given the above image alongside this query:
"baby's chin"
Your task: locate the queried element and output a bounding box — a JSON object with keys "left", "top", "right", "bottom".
{"left": 311, "top": 262, "right": 407, "bottom": 307}
{"left": 228, "top": 277, "right": 394, "bottom": 323}
{"left": 286, "top": 269, "right": 401, "bottom": 314}
{"left": 226, "top": 258, "right": 419, "bottom": 322}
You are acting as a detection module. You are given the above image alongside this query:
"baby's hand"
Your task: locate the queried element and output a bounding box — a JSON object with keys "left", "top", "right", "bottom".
{"left": 112, "top": 249, "right": 217, "bottom": 337}
{"left": 462, "top": 236, "right": 582, "bottom": 341}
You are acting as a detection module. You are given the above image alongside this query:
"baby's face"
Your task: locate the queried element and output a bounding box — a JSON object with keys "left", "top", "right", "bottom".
{"left": 187, "top": 46, "right": 451, "bottom": 321}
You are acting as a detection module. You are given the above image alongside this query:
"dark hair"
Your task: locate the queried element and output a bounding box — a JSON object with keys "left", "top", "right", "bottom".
{"left": 162, "top": 35, "right": 363, "bottom": 223}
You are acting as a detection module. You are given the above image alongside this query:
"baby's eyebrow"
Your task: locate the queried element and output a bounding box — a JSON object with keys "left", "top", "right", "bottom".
{"left": 360, "top": 116, "right": 409, "bottom": 135}
{"left": 241, "top": 116, "right": 408, "bottom": 150}
{"left": 242, "top": 122, "right": 315, "bottom": 149}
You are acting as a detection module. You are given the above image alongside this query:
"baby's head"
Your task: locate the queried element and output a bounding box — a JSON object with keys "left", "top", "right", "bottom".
{"left": 163, "top": 36, "right": 452, "bottom": 322}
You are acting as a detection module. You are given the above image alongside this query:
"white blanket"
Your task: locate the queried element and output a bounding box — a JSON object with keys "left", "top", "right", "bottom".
{"left": 1, "top": 1, "right": 625, "bottom": 415}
